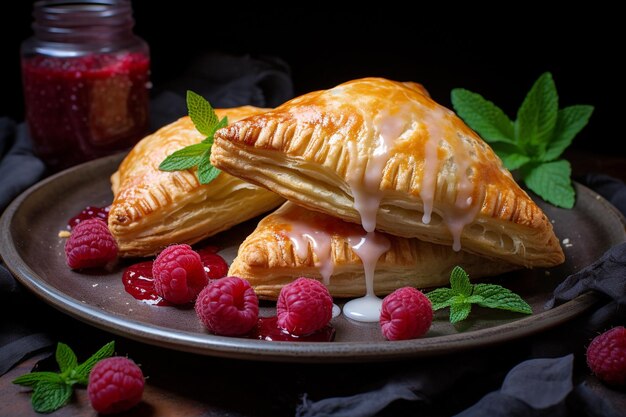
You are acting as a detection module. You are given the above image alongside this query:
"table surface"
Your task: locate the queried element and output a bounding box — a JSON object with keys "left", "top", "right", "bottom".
{"left": 1, "top": 149, "right": 625, "bottom": 417}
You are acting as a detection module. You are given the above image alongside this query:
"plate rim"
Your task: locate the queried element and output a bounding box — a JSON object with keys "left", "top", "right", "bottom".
{"left": 0, "top": 154, "right": 623, "bottom": 363}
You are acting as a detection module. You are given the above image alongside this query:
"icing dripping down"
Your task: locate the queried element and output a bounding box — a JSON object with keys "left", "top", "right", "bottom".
{"left": 347, "top": 113, "right": 405, "bottom": 232}
{"left": 418, "top": 105, "right": 478, "bottom": 251}
{"left": 287, "top": 223, "right": 334, "bottom": 285}
{"left": 343, "top": 231, "right": 391, "bottom": 322}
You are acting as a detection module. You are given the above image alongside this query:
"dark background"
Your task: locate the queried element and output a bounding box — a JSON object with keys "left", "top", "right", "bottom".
{"left": 1, "top": 2, "right": 622, "bottom": 157}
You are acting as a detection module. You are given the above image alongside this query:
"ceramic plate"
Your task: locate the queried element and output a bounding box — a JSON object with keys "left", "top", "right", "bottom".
{"left": 1, "top": 153, "right": 624, "bottom": 362}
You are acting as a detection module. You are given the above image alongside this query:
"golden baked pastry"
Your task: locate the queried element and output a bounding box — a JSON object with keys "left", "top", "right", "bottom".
{"left": 109, "top": 106, "right": 285, "bottom": 257}
{"left": 212, "top": 78, "right": 564, "bottom": 268}
{"left": 229, "top": 202, "right": 517, "bottom": 299}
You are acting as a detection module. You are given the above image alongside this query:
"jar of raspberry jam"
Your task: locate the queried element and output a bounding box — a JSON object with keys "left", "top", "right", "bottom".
{"left": 21, "top": 0, "right": 150, "bottom": 172}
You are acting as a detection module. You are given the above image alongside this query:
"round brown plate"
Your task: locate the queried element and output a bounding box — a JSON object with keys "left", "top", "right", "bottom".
{"left": 1, "top": 153, "right": 625, "bottom": 362}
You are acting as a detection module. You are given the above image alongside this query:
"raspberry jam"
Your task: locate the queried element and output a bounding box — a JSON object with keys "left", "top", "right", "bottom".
{"left": 250, "top": 317, "right": 335, "bottom": 342}
{"left": 122, "top": 247, "right": 228, "bottom": 306}
{"left": 21, "top": 53, "right": 150, "bottom": 171}
{"left": 67, "top": 205, "right": 110, "bottom": 230}
{"left": 21, "top": 0, "right": 150, "bottom": 172}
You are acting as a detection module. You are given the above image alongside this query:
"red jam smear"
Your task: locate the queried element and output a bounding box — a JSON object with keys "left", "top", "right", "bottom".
{"left": 122, "top": 246, "right": 228, "bottom": 306}
{"left": 21, "top": 52, "right": 150, "bottom": 171}
{"left": 249, "top": 317, "right": 335, "bottom": 342}
{"left": 67, "top": 205, "right": 110, "bottom": 230}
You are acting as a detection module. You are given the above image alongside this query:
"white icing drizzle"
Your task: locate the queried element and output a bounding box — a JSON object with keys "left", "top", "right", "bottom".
{"left": 347, "top": 113, "right": 405, "bottom": 232}
{"left": 343, "top": 231, "right": 391, "bottom": 322}
{"left": 341, "top": 112, "right": 403, "bottom": 322}
{"left": 286, "top": 222, "right": 333, "bottom": 285}
{"left": 419, "top": 106, "right": 450, "bottom": 224}
{"left": 418, "top": 105, "right": 478, "bottom": 251}
{"left": 445, "top": 134, "right": 480, "bottom": 251}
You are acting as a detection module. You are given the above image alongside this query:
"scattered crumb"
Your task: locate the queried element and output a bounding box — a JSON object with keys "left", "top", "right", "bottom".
{"left": 551, "top": 219, "right": 555, "bottom": 223}
{"left": 544, "top": 270, "right": 551, "bottom": 276}
{"left": 562, "top": 238, "right": 573, "bottom": 248}
{"left": 92, "top": 283, "right": 99, "bottom": 288}
{"left": 58, "top": 230, "right": 71, "bottom": 238}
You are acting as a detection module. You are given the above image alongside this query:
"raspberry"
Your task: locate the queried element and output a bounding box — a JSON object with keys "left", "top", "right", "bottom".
{"left": 586, "top": 326, "right": 626, "bottom": 386}
{"left": 65, "top": 218, "right": 118, "bottom": 269}
{"left": 195, "top": 276, "right": 259, "bottom": 336}
{"left": 276, "top": 278, "right": 333, "bottom": 336}
{"left": 152, "top": 244, "right": 208, "bottom": 304}
{"left": 380, "top": 287, "right": 433, "bottom": 341}
{"left": 88, "top": 357, "right": 144, "bottom": 414}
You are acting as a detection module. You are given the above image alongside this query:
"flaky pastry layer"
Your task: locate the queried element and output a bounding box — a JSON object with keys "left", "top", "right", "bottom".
{"left": 229, "top": 202, "right": 517, "bottom": 299}
{"left": 212, "top": 78, "right": 564, "bottom": 267}
{"left": 109, "top": 107, "right": 284, "bottom": 257}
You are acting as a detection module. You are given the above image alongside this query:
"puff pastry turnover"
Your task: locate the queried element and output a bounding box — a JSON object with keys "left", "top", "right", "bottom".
{"left": 212, "top": 78, "right": 564, "bottom": 268}
{"left": 109, "top": 106, "right": 285, "bottom": 257}
{"left": 229, "top": 202, "right": 517, "bottom": 299}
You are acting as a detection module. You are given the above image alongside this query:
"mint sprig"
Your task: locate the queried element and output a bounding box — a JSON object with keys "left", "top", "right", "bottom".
{"left": 426, "top": 266, "right": 532, "bottom": 324}
{"left": 451, "top": 72, "right": 593, "bottom": 208}
{"left": 13, "top": 341, "right": 114, "bottom": 413}
{"left": 159, "top": 91, "right": 227, "bottom": 184}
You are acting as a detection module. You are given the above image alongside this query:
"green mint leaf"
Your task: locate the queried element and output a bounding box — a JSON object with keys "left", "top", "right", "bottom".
{"left": 74, "top": 341, "right": 115, "bottom": 383}
{"left": 56, "top": 342, "right": 78, "bottom": 373}
{"left": 426, "top": 287, "right": 455, "bottom": 310}
{"left": 198, "top": 149, "right": 221, "bottom": 184}
{"left": 31, "top": 381, "right": 72, "bottom": 413}
{"left": 450, "top": 303, "right": 472, "bottom": 324}
{"left": 451, "top": 88, "right": 515, "bottom": 144}
{"left": 450, "top": 266, "right": 472, "bottom": 296}
{"left": 500, "top": 153, "right": 531, "bottom": 171}
{"left": 204, "top": 116, "right": 229, "bottom": 144}
{"left": 159, "top": 143, "right": 209, "bottom": 171}
{"left": 515, "top": 72, "right": 558, "bottom": 153}
{"left": 473, "top": 284, "right": 532, "bottom": 314}
{"left": 187, "top": 90, "right": 219, "bottom": 136}
{"left": 523, "top": 160, "right": 575, "bottom": 208}
{"left": 542, "top": 105, "right": 594, "bottom": 161}
{"left": 13, "top": 372, "right": 64, "bottom": 387}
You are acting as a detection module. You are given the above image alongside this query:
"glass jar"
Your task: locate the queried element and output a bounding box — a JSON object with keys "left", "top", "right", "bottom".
{"left": 21, "top": 0, "right": 150, "bottom": 172}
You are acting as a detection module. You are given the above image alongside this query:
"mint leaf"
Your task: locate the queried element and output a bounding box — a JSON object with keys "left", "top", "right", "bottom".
{"left": 473, "top": 284, "right": 532, "bottom": 314}
{"left": 205, "top": 116, "right": 229, "bottom": 144}
{"left": 427, "top": 288, "right": 455, "bottom": 310}
{"left": 500, "top": 153, "right": 531, "bottom": 171}
{"left": 450, "top": 303, "right": 472, "bottom": 324}
{"left": 159, "top": 91, "right": 225, "bottom": 185}
{"left": 74, "top": 341, "right": 115, "bottom": 383}
{"left": 542, "top": 105, "right": 594, "bottom": 161}
{"left": 452, "top": 72, "right": 592, "bottom": 209}
{"left": 515, "top": 72, "right": 558, "bottom": 153}
{"left": 13, "top": 372, "right": 63, "bottom": 387}
{"left": 426, "top": 266, "right": 532, "bottom": 324}
{"left": 159, "top": 143, "right": 209, "bottom": 171}
{"left": 31, "top": 381, "right": 72, "bottom": 413}
{"left": 523, "top": 160, "right": 575, "bottom": 208}
{"left": 187, "top": 90, "right": 218, "bottom": 136}
{"left": 450, "top": 266, "right": 472, "bottom": 297}
{"left": 197, "top": 149, "right": 221, "bottom": 184}
{"left": 451, "top": 89, "right": 515, "bottom": 143}
{"left": 56, "top": 343, "right": 77, "bottom": 373}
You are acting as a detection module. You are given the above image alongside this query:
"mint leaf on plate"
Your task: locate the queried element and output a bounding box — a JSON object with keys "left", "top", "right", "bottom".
{"left": 426, "top": 266, "right": 532, "bottom": 324}
{"left": 451, "top": 72, "right": 593, "bottom": 209}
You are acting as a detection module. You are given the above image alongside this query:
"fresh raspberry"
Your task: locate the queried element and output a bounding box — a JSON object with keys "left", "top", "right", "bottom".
{"left": 195, "top": 276, "right": 259, "bottom": 336}
{"left": 65, "top": 218, "right": 118, "bottom": 269}
{"left": 586, "top": 326, "right": 626, "bottom": 386}
{"left": 88, "top": 357, "right": 144, "bottom": 414}
{"left": 380, "top": 287, "right": 433, "bottom": 341}
{"left": 276, "top": 278, "right": 333, "bottom": 336}
{"left": 152, "top": 244, "right": 208, "bottom": 304}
